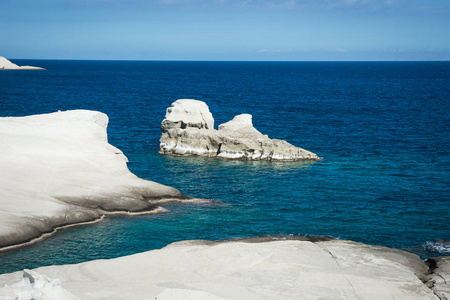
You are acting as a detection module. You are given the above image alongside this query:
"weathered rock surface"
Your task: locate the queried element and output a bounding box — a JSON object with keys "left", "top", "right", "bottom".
{"left": 0, "top": 56, "right": 44, "bottom": 70}
{"left": 160, "top": 99, "right": 319, "bottom": 161}
{"left": 0, "top": 236, "right": 446, "bottom": 299}
{"left": 427, "top": 256, "right": 450, "bottom": 300}
{"left": 0, "top": 110, "right": 192, "bottom": 250}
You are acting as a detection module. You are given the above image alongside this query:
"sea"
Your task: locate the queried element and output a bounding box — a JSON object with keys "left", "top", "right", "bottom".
{"left": 0, "top": 60, "right": 449, "bottom": 274}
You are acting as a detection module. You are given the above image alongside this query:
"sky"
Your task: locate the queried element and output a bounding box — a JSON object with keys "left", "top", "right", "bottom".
{"left": 1, "top": 0, "right": 449, "bottom": 61}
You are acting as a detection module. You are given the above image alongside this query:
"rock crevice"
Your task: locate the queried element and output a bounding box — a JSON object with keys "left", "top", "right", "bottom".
{"left": 426, "top": 257, "right": 450, "bottom": 300}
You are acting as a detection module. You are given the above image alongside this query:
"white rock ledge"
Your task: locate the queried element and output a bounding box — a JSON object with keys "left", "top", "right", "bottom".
{"left": 0, "top": 110, "right": 192, "bottom": 249}
{"left": 0, "top": 236, "right": 447, "bottom": 300}
{"left": 0, "top": 56, "right": 45, "bottom": 70}
{"left": 160, "top": 99, "right": 319, "bottom": 161}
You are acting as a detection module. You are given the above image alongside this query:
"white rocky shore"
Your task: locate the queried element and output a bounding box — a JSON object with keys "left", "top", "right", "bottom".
{"left": 0, "top": 236, "right": 448, "bottom": 300}
{"left": 160, "top": 99, "right": 319, "bottom": 161}
{"left": 0, "top": 110, "right": 197, "bottom": 250}
{"left": 0, "top": 56, "right": 44, "bottom": 70}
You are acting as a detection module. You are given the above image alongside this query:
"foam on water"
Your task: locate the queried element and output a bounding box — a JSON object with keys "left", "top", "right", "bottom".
{"left": 424, "top": 240, "right": 450, "bottom": 255}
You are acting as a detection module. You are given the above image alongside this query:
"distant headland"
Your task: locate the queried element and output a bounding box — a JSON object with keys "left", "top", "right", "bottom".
{"left": 0, "top": 56, "right": 45, "bottom": 70}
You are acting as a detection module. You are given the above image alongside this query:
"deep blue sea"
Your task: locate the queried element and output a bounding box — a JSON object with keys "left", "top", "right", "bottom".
{"left": 0, "top": 60, "right": 449, "bottom": 274}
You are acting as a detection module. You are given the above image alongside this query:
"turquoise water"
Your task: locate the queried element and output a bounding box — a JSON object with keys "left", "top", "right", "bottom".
{"left": 0, "top": 61, "right": 449, "bottom": 273}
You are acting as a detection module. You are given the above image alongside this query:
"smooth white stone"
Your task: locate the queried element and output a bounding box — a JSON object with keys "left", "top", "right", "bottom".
{"left": 0, "top": 238, "right": 442, "bottom": 300}
{"left": 0, "top": 110, "right": 185, "bottom": 249}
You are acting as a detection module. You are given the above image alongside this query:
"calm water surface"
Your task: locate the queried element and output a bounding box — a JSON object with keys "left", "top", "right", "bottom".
{"left": 0, "top": 60, "right": 449, "bottom": 273}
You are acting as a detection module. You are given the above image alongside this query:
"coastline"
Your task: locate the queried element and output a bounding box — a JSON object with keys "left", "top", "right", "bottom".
{"left": 0, "top": 200, "right": 210, "bottom": 254}
{"left": 0, "top": 110, "right": 200, "bottom": 251}
{"left": 1, "top": 63, "right": 448, "bottom": 298}
{"left": 1, "top": 236, "right": 448, "bottom": 299}
{"left": 0, "top": 216, "right": 105, "bottom": 254}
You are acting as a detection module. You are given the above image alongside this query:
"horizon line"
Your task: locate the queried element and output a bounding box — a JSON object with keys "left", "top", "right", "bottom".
{"left": 8, "top": 58, "right": 450, "bottom": 63}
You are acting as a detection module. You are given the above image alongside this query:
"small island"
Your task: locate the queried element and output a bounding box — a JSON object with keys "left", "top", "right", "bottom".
{"left": 160, "top": 99, "right": 319, "bottom": 161}
{"left": 0, "top": 56, "right": 45, "bottom": 70}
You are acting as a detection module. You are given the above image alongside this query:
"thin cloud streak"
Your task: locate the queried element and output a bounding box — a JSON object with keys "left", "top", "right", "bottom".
{"left": 257, "top": 49, "right": 292, "bottom": 53}
{"left": 156, "top": 0, "right": 449, "bottom": 15}
{"left": 157, "top": 0, "right": 408, "bottom": 11}
{"left": 69, "top": 0, "right": 450, "bottom": 15}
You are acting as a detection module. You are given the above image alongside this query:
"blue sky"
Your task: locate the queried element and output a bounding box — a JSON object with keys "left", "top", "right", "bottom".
{"left": 1, "top": 0, "right": 449, "bottom": 60}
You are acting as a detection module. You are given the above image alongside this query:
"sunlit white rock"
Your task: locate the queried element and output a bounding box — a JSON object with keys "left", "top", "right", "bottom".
{"left": 0, "top": 110, "right": 187, "bottom": 249}
{"left": 0, "top": 56, "right": 44, "bottom": 70}
{"left": 161, "top": 99, "right": 214, "bottom": 131}
{"left": 0, "top": 238, "right": 442, "bottom": 299}
{"left": 8, "top": 269, "right": 80, "bottom": 300}
{"left": 160, "top": 99, "right": 319, "bottom": 161}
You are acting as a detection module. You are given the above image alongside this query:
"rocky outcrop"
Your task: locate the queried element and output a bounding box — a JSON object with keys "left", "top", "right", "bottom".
{"left": 426, "top": 256, "right": 450, "bottom": 300}
{"left": 160, "top": 99, "right": 319, "bottom": 161}
{"left": 0, "top": 56, "right": 44, "bottom": 70}
{"left": 0, "top": 110, "right": 197, "bottom": 250}
{"left": 0, "top": 236, "right": 446, "bottom": 299}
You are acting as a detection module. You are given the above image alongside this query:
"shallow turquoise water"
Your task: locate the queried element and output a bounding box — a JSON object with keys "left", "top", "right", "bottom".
{"left": 0, "top": 61, "right": 449, "bottom": 273}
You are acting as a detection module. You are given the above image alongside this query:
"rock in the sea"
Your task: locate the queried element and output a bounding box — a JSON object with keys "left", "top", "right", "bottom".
{"left": 0, "top": 237, "right": 444, "bottom": 299}
{"left": 160, "top": 99, "right": 319, "bottom": 161}
{"left": 0, "top": 56, "right": 45, "bottom": 70}
{"left": 0, "top": 110, "right": 192, "bottom": 250}
{"left": 161, "top": 99, "right": 214, "bottom": 131}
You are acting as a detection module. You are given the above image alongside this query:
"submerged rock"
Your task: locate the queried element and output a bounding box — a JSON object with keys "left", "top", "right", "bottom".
{"left": 0, "top": 110, "right": 193, "bottom": 250}
{"left": 0, "top": 56, "right": 44, "bottom": 70}
{"left": 160, "top": 99, "right": 319, "bottom": 161}
{"left": 0, "top": 237, "right": 444, "bottom": 299}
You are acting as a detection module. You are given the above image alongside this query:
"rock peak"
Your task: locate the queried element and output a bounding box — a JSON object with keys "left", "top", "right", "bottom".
{"left": 218, "top": 114, "right": 263, "bottom": 137}
{"left": 161, "top": 99, "right": 214, "bottom": 132}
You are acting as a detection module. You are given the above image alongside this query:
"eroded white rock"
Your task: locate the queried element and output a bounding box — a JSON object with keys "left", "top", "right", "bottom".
{"left": 0, "top": 57, "right": 44, "bottom": 70}
{"left": 218, "top": 114, "right": 263, "bottom": 137}
{"left": 426, "top": 256, "right": 450, "bottom": 299}
{"left": 161, "top": 99, "right": 214, "bottom": 131}
{"left": 10, "top": 269, "right": 80, "bottom": 300}
{"left": 0, "top": 238, "right": 442, "bottom": 299}
{"left": 160, "top": 99, "right": 319, "bottom": 161}
{"left": 0, "top": 110, "right": 188, "bottom": 249}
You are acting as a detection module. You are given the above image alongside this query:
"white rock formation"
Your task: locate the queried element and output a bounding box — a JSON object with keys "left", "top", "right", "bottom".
{"left": 0, "top": 56, "right": 44, "bottom": 70}
{"left": 161, "top": 99, "right": 214, "bottom": 131}
{"left": 0, "top": 237, "right": 446, "bottom": 300}
{"left": 7, "top": 269, "right": 80, "bottom": 300}
{"left": 160, "top": 99, "right": 319, "bottom": 161}
{"left": 0, "top": 110, "right": 192, "bottom": 250}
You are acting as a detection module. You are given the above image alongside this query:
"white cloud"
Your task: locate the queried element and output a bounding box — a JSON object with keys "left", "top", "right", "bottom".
{"left": 80, "top": 0, "right": 449, "bottom": 15}
{"left": 257, "top": 49, "right": 292, "bottom": 53}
